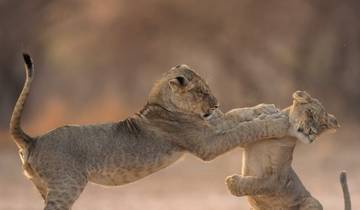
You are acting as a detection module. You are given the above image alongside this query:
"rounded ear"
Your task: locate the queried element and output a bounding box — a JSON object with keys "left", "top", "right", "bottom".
{"left": 293, "top": 90, "right": 312, "bottom": 103}
{"left": 169, "top": 76, "right": 188, "bottom": 91}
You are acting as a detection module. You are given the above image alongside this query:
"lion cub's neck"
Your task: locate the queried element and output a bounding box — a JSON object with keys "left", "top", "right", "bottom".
{"left": 241, "top": 137, "right": 297, "bottom": 177}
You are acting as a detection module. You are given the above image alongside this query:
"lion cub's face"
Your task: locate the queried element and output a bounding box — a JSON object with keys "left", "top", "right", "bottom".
{"left": 149, "top": 64, "right": 219, "bottom": 118}
{"left": 289, "top": 91, "right": 339, "bottom": 144}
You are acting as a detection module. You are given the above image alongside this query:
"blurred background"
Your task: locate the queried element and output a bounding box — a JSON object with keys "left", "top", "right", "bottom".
{"left": 0, "top": 0, "right": 359, "bottom": 209}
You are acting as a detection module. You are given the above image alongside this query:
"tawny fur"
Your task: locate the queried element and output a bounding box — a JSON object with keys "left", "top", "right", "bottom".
{"left": 9, "top": 54, "right": 305, "bottom": 210}
{"left": 226, "top": 91, "right": 344, "bottom": 210}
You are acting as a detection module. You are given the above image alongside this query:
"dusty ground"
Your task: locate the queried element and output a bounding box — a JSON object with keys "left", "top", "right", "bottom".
{"left": 0, "top": 125, "right": 359, "bottom": 210}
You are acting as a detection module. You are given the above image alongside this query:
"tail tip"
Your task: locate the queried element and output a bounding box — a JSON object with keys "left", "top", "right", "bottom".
{"left": 340, "top": 170, "right": 347, "bottom": 182}
{"left": 22, "top": 53, "right": 33, "bottom": 76}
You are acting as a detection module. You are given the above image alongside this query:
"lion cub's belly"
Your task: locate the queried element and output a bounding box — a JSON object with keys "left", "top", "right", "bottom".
{"left": 242, "top": 138, "right": 296, "bottom": 177}
{"left": 242, "top": 138, "right": 298, "bottom": 209}
{"left": 88, "top": 151, "right": 184, "bottom": 186}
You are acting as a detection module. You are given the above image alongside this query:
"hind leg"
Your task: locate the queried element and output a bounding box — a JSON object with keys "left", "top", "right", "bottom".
{"left": 43, "top": 173, "right": 87, "bottom": 210}
{"left": 225, "top": 174, "right": 277, "bottom": 197}
{"left": 299, "top": 197, "right": 323, "bottom": 210}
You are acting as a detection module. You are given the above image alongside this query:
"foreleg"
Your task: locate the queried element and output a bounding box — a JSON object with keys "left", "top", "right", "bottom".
{"left": 224, "top": 104, "right": 281, "bottom": 123}
{"left": 179, "top": 111, "right": 291, "bottom": 161}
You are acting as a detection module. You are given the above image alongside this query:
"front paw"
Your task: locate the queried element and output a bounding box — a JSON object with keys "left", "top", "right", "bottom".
{"left": 256, "top": 111, "right": 287, "bottom": 121}
{"left": 254, "top": 104, "right": 280, "bottom": 116}
{"left": 225, "top": 175, "right": 246, "bottom": 197}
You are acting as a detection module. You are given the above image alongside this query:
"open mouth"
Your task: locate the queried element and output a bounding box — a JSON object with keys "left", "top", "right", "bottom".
{"left": 203, "top": 108, "right": 218, "bottom": 118}
{"left": 203, "top": 112, "right": 212, "bottom": 118}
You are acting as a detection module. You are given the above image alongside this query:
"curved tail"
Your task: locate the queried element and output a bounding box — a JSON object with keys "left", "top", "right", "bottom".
{"left": 9, "top": 53, "right": 34, "bottom": 149}
{"left": 340, "top": 171, "right": 351, "bottom": 210}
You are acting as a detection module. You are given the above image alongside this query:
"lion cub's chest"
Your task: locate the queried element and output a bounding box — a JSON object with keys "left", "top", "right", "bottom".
{"left": 241, "top": 138, "right": 296, "bottom": 177}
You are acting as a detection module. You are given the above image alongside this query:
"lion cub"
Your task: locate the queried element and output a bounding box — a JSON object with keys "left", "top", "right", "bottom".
{"left": 226, "top": 91, "right": 339, "bottom": 210}
{"left": 11, "top": 54, "right": 296, "bottom": 210}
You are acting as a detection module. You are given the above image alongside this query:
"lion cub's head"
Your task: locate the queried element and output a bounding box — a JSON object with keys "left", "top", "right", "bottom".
{"left": 289, "top": 91, "right": 339, "bottom": 144}
{"left": 148, "top": 64, "right": 219, "bottom": 118}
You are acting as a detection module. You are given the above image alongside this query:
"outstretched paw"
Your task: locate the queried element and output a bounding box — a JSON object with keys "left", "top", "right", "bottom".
{"left": 253, "top": 104, "right": 280, "bottom": 116}
{"left": 225, "top": 175, "right": 247, "bottom": 197}
{"left": 256, "top": 111, "right": 287, "bottom": 121}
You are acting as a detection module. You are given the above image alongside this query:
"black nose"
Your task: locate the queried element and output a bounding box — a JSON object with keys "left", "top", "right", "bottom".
{"left": 297, "top": 127, "right": 304, "bottom": 132}
{"left": 214, "top": 104, "right": 219, "bottom": 108}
